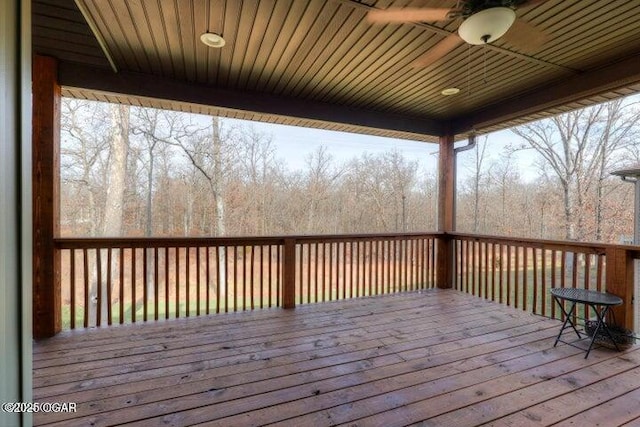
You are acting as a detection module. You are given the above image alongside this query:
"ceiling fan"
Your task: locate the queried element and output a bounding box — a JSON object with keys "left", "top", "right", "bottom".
{"left": 367, "top": 0, "right": 550, "bottom": 67}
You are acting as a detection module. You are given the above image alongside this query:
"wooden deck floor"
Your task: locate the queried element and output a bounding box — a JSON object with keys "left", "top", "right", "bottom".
{"left": 33, "top": 289, "right": 640, "bottom": 426}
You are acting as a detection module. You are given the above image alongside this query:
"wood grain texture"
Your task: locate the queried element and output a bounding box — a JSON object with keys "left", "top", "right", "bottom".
{"left": 32, "top": 55, "right": 62, "bottom": 339}
{"left": 31, "top": 0, "right": 640, "bottom": 140}
{"left": 32, "top": 289, "right": 640, "bottom": 426}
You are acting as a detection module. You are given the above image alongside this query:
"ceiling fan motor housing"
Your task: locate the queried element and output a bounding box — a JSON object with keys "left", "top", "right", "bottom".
{"left": 458, "top": 6, "right": 516, "bottom": 44}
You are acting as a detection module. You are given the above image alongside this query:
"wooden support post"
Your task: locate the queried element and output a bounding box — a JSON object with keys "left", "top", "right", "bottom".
{"left": 32, "top": 55, "right": 61, "bottom": 339}
{"left": 605, "top": 247, "right": 634, "bottom": 330}
{"left": 436, "top": 134, "right": 455, "bottom": 289}
{"left": 283, "top": 238, "right": 296, "bottom": 309}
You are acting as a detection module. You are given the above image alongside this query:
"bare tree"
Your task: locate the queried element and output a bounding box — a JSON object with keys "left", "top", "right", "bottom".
{"left": 512, "top": 100, "right": 638, "bottom": 241}
{"left": 303, "top": 145, "right": 343, "bottom": 233}
{"left": 60, "top": 99, "right": 111, "bottom": 235}
{"left": 93, "top": 104, "right": 130, "bottom": 323}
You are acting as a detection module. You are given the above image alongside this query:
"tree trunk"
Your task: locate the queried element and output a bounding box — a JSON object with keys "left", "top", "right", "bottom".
{"left": 91, "top": 104, "right": 129, "bottom": 325}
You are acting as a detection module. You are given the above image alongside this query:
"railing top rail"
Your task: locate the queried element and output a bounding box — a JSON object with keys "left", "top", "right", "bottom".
{"left": 449, "top": 232, "right": 640, "bottom": 257}
{"left": 54, "top": 231, "right": 444, "bottom": 249}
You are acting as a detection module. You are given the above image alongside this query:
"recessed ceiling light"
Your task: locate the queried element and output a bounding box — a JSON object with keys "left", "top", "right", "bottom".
{"left": 200, "top": 32, "right": 225, "bottom": 48}
{"left": 441, "top": 87, "right": 460, "bottom": 96}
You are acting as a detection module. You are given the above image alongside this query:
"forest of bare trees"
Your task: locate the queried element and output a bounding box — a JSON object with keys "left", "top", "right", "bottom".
{"left": 61, "top": 97, "right": 638, "bottom": 244}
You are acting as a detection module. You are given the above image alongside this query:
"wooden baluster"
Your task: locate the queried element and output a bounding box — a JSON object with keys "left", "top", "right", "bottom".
{"left": 120, "top": 248, "right": 125, "bottom": 324}
{"left": 560, "top": 251, "right": 567, "bottom": 289}
{"left": 206, "top": 247, "right": 211, "bottom": 315}
{"left": 335, "top": 242, "right": 339, "bottom": 300}
{"left": 572, "top": 251, "right": 578, "bottom": 289}
{"left": 484, "top": 242, "right": 489, "bottom": 299}
{"left": 453, "top": 240, "right": 459, "bottom": 290}
{"left": 107, "top": 248, "right": 113, "bottom": 325}
{"left": 584, "top": 253, "right": 591, "bottom": 291}
{"left": 551, "top": 250, "right": 557, "bottom": 319}
{"left": 342, "top": 242, "right": 347, "bottom": 300}
{"left": 277, "top": 244, "right": 282, "bottom": 307}
{"left": 411, "top": 239, "right": 422, "bottom": 290}
{"left": 540, "top": 249, "right": 546, "bottom": 317}
{"left": 348, "top": 241, "right": 354, "bottom": 298}
{"left": 307, "top": 244, "right": 312, "bottom": 304}
{"left": 355, "top": 240, "right": 359, "bottom": 297}
{"left": 186, "top": 247, "right": 191, "bottom": 317}
{"left": 491, "top": 243, "right": 496, "bottom": 301}
{"left": 465, "top": 240, "right": 470, "bottom": 293}
{"left": 373, "top": 240, "right": 377, "bottom": 295}
{"left": 215, "top": 246, "right": 221, "bottom": 314}
{"left": 418, "top": 239, "right": 424, "bottom": 290}
{"left": 226, "top": 247, "right": 231, "bottom": 312}
{"left": 133, "top": 248, "right": 138, "bottom": 322}
{"left": 196, "top": 247, "right": 201, "bottom": 315}
{"left": 268, "top": 245, "right": 272, "bottom": 308}
{"left": 364, "top": 240, "right": 373, "bottom": 296}
{"left": 250, "top": 246, "right": 255, "bottom": 310}
{"left": 143, "top": 247, "right": 148, "bottom": 321}
{"left": 258, "top": 245, "right": 264, "bottom": 309}
{"left": 382, "top": 240, "right": 391, "bottom": 294}
{"left": 83, "top": 248, "right": 89, "bottom": 328}
{"left": 431, "top": 238, "right": 436, "bottom": 287}
{"left": 96, "top": 248, "right": 102, "bottom": 327}
{"left": 402, "top": 239, "right": 407, "bottom": 292}
{"left": 232, "top": 246, "right": 237, "bottom": 312}
{"left": 471, "top": 241, "right": 476, "bottom": 295}
{"left": 532, "top": 248, "right": 538, "bottom": 315}
{"left": 506, "top": 245, "right": 512, "bottom": 306}
{"left": 70, "top": 249, "right": 76, "bottom": 330}
{"left": 514, "top": 246, "right": 520, "bottom": 309}
{"left": 382, "top": 241, "right": 387, "bottom": 294}
{"left": 407, "top": 239, "right": 411, "bottom": 291}
{"left": 153, "top": 247, "right": 158, "bottom": 321}
{"left": 315, "top": 242, "right": 319, "bottom": 303}
{"left": 164, "top": 247, "right": 169, "bottom": 319}
{"left": 392, "top": 239, "right": 396, "bottom": 293}
{"left": 321, "top": 242, "right": 327, "bottom": 302}
{"left": 523, "top": 247, "right": 528, "bottom": 311}
{"left": 327, "top": 243, "right": 332, "bottom": 301}
{"left": 297, "top": 244, "right": 303, "bottom": 305}
{"left": 174, "top": 248, "right": 179, "bottom": 318}
{"left": 498, "top": 244, "right": 504, "bottom": 305}
{"left": 597, "top": 253, "right": 604, "bottom": 293}
{"left": 241, "top": 246, "right": 247, "bottom": 310}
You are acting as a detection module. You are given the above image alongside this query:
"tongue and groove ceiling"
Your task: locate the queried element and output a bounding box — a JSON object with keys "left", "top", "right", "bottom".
{"left": 32, "top": 0, "right": 640, "bottom": 142}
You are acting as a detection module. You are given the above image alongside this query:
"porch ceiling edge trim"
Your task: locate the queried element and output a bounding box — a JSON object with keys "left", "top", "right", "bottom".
{"left": 57, "top": 61, "right": 445, "bottom": 139}
{"left": 452, "top": 52, "right": 640, "bottom": 135}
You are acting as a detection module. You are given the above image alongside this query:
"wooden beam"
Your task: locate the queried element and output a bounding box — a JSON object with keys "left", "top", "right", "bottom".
{"left": 57, "top": 62, "right": 445, "bottom": 138}
{"left": 437, "top": 134, "right": 455, "bottom": 233}
{"left": 283, "top": 239, "right": 296, "bottom": 309}
{"left": 451, "top": 52, "right": 640, "bottom": 134}
{"left": 436, "top": 134, "right": 455, "bottom": 289}
{"left": 605, "top": 247, "right": 635, "bottom": 331}
{"left": 32, "top": 55, "right": 61, "bottom": 339}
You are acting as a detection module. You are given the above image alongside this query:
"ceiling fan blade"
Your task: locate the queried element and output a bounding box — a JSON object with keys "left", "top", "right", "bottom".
{"left": 500, "top": 19, "right": 550, "bottom": 53}
{"left": 413, "top": 33, "right": 463, "bottom": 68}
{"left": 518, "top": 0, "right": 550, "bottom": 8}
{"left": 367, "top": 7, "right": 452, "bottom": 24}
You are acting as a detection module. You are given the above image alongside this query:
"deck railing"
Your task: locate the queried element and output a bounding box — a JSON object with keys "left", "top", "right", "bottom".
{"left": 450, "top": 233, "right": 640, "bottom": 329}
{"left": 55, "top": 233, "right": 439, "bottom": 330}
{"left": 55, "top": 232, "right": 639, "bottom": 331}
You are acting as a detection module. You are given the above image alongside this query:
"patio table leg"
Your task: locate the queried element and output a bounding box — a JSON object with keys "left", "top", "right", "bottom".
{"left": 584, "top": 305, "right": 621, "bottom": 358}
{"left": 553, "top": 297, "right": 581, "bottom": 347}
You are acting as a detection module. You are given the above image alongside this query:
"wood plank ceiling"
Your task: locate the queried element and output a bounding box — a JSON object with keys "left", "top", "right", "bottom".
{"left": 32, "top": 0, "right": 640, "bottom": 141}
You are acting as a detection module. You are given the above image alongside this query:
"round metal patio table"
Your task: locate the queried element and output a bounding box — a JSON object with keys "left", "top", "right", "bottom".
{"left": 550, "top": 287, "right": 623, "bottom": 359}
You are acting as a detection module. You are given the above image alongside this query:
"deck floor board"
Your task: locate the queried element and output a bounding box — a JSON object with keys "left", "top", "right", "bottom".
{"left": 32, "top": 289, "right": 640, "bottom": 426}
